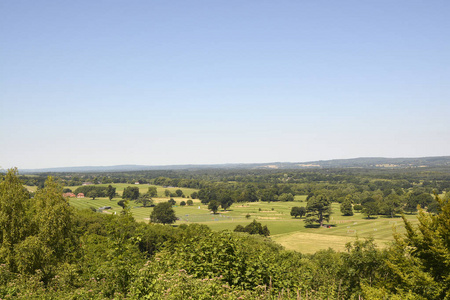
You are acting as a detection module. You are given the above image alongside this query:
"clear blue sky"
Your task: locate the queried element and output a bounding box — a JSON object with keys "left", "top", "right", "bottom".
{"left": 1, "top": 1, "right": 449, "bottom": 169}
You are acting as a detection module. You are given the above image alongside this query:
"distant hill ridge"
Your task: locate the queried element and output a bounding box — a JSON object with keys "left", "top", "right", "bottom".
{"left": 19, "top": 156, "right": 450, "bottom": 173}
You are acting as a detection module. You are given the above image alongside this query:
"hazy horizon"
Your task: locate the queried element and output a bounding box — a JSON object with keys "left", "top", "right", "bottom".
{"left": 3, "top": 155, "right": 448, "bottom": 171}
{"left": 1, "top": 1, "right": 449, "bottom": 169}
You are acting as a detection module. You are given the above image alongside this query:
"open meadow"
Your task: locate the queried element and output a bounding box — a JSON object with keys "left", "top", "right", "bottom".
{"left": 67, "top": 184, "right": 419, "bottom": 254}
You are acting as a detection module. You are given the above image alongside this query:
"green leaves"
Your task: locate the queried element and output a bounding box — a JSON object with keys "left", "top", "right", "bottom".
{"left": 14, "top": 236, "right": 52, "bottom": 275}
{"left": 290, "top": 206, "right": 306, "bottom": 218}
{"left": 150, "top": 202, "right": 177, "bottom": 225}
{"left": 233, "top": 220, "right": 270, "bottom": 236}
{"left": 373, "top": 194, "right": 450, "bottom": 299}
{"left": 0, "top": 168, "right": 31, "bottom": 271}
{"left": 207, "top": 200, "right": 220, "bottom": 214}
{"left": 33, "top": 176, "right": 75, "bottom": 260}
{"left": 0, "top": 170, "right": 77, "bottom": 281}
{"left": 340, "top": 200, "right": 354, "bottom": 216}
{"left": 122, "top": 186, "right": 140, "bottom": 200}
{"left": 305, "top": 194, "right": 332, "bottom": 226}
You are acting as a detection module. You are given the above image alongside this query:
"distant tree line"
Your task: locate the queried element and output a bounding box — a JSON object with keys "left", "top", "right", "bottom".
{"left": 15, "top": 167, "right": 450, "bottom": 194}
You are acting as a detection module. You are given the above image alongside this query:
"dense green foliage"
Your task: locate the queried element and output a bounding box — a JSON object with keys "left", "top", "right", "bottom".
{"left": 122, "top": 186, "right": 140, "bottom": 200}
{"left": 207, "top": 200, "right": 220, "bottom": 214}
{"left": 150, "top": 202, "right": 177, "bottom": 225}
{"left": 106, "top": 185, "right": 116, "bottom": 200}
{"left": 135, "top": 193, "right": 153, "bottom": 207}
{"left": 305, "top": 194, "right": 332, "bottom": 226}
{"left": 147, "top": 186, "right": 158, "bottom": 197}
{"left": 290, "top": 206, "right": 306, "bottom": 218}
{"left": 2, "top": 168, "right": 450, "bottom": 299}
{"left": 234, "top": 220, "right": 270, "bottom": 236}
{"left": 340, "top": 199, "right": 354, "bottom": 216}
{"left": 74, "top": 185, "right": 108, "bottom": 199}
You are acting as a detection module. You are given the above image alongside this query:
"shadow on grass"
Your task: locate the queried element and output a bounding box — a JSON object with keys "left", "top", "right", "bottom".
{"left": 380, "top": 215, "right": 402, "bottom": 219}
{"left": 304, "top": 224, "right": 337, "bottom": 228}
{"left": 304, "top": 224, "right": 320, "bottom": 229}
{"left": 323, "top": 224, "right": 337, "bottom": 228}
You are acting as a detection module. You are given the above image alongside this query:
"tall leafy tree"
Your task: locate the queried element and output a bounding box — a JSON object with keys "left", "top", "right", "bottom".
{"left": 32, "top": 177, "right": 74, "bottom": 260}
{"left": 218, "top": 192, "right": 233, "bottom": 211}
{"left": 106, "top": 185, "right": 116, "bottom": 200}
{"left": 380, "top": 192, "right": 402, "bottom": 218}
{"left": 0, "top": 168, "right": 31, "bottom": 271}
{"left": 361, "top": 197, "right": 379, "bottom": 219}
{"left": 150, "top": 202, "right": 177, "bottom": 225}
{"left": 208, "top": 200, "right": 220, "bottom": 214}
{"left": 122, "top": 186, "right": 140, "bottom": 200}
{"left": 147, "top": 186, "right": 158, "bottom": 197}
{"left": 375, "top": 194, "right": 450, "bottom": 299}
{"left": 340, "top": 200, "right": 354, "bottom": 216}
{"left": 175, "top": 189, "right": 184, "bottom": 197}
{"left": 342, "top": 238, "right": 388, "bottom": 297}
{"left": 136, "top": 193, "right": 153, "bottom": 207}
{"left": 305, "top": 194, "right": 332, "bottom": 226}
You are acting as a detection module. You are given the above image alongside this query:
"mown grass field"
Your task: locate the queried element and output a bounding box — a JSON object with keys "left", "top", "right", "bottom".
{"left": 66, "top": 184, "right": 419, "bottom": 254}
{"left": 25, "top": 186, "right": 38, "bottom": 192}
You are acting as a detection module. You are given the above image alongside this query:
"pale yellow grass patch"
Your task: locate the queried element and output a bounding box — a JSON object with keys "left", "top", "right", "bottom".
{"left": 24, "top": 185, "right": 37, "bottom": 192}
{"left": 272, "top": 231, "right": 392, "bottom": 253}
{"left": 272, "top": 232, "right": 358, "bottom": 253}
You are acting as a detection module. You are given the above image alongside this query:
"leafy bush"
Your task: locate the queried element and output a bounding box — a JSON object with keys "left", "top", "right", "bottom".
{"left": 353, "top": 204, "right": 362, "bottom": 211}
{"left": 290, "top": 206, "right": 306, "bottom": 218}
{"left": 234, "top": 220, "right": 270, "bottom": 236}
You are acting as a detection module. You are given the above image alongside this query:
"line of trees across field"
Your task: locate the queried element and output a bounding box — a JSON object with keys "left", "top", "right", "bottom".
{"left": 65, "top": 178, "right": 443, "bottom": 227}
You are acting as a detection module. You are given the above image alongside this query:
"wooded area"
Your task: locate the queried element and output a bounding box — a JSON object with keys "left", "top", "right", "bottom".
{"left": 1, "top": 166, "right": 450, "bottom": 299}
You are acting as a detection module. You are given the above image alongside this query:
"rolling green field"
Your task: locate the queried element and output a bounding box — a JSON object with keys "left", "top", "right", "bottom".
{"left": 67, "top": 184, "right": 419, "bottom": 253}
